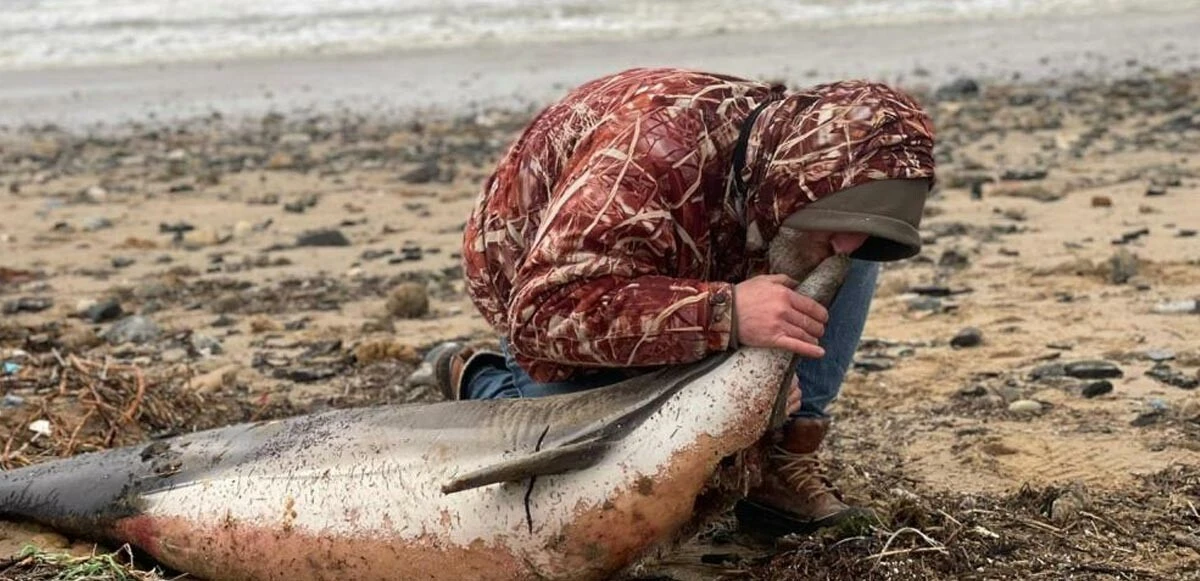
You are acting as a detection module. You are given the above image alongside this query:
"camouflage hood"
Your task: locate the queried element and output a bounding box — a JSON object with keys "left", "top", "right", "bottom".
{"left": 739, "top": 81, "right": 936, "bottom": 260}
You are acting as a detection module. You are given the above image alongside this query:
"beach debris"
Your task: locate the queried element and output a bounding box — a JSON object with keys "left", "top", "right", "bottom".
{"left": 2, "top": 361, "right": 20, "bottom": 376}
{"left": 28, "top": 420, "right": 53, "bottom": 440}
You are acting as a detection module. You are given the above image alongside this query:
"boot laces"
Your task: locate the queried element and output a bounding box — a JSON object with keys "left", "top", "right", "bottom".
{"left": 770, "top": 445, "right": 840, "bottom": 503}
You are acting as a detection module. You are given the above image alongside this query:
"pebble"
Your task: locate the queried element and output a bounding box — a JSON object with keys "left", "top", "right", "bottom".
{"left": 1064, "top": 360, "right": 1123, "bottom": 379}
{"left": 1144, "top": 348, "right": 1175, "bottom": 362}
{"left": 935, "top": 77, "right": 981, "bottom": 100}
{"left": 1001, "top": 168, "right": 1048, "bottom": 181}
{"left": 1090, "top": 195, "right": 1112, "bottom": 208}
{"left": 1146, "top": 363, "right": 1199, "bottom": 390}
{"left": 2, "top": 297, "right": 53, "bottom": 314}
{"left": 1081, "top": 380, "right": 1113, "bottom": 398}
{"left": 1145, "top": 185, "right": 1167, "bottom": 196}
{"left": 938, "top": 249, "right": 971, "bottom": 269}
{"left": 1152, "top": 299, "right": 1199, "bottom": 314}
{"left": 1106, "top": 249, "right": 1138, "bottom": 284}
{"left": 386, "top": 282, "right": 430, "bottom": 319}
{"left": 1007, "top": 400, "right": 1043, "bottom": 415}
{"left": 1111, "top": 228, "right": 1150, "bottom": 246}
{"left": 83, "top": 298, "right": 124, "bottom": 323}
{"left": 950, "top": 327, "right": 984, "bottom": 348}
{"left": 853, "top": 358, "right": 894, "bottom": 372}
{"left": 190, "top": 364, "right": 243, "bottom": 393}
{"left": 161, "top": 348, "right": 188, "bottom": 363}
{"left": 401, "top": 243, "right": 423, "bottom": 261}
{"left": 82, "top": 216, "right": 114, "bottom": 232}
{"left": 111, "top": 256, "right": 135, "bottom": 269}
{"left": 1, "top": 394, "right": 24, "bottom": 407}
{"left": 400, "top": 161, "right": 439, "bottom": 184}
{"left": 191, "top": 334, "right": 223, "bottom": 356}
{"left": 296, "top": 229, "right": 351, "bottom": 247}
{"left": 100, "top": 315, "right": 162, "bottom": 345}
{"left": 906, "top": 295, "right": 945, "bottom": 312}
{"left": 1178, "top": 229, "right": 1197, "bottom": 238}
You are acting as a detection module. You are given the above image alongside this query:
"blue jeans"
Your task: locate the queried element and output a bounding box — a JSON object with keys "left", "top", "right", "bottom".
{"left": 465, "top": 259, "right": 880, "bottom": 419}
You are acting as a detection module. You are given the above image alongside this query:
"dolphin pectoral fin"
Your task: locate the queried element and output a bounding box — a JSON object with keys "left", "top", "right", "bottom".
{"left": 441, "top": 439, "right": 611, "bottom": 495}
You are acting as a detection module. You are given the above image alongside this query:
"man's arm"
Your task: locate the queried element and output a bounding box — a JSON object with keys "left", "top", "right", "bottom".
{"left": 506, "top": 105, "right": 736, "bottom": 382}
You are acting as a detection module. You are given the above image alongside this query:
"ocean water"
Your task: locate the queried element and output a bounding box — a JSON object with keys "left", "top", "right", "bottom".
{"left": 0, "top": 0, "right": 1191, "bottom": 71}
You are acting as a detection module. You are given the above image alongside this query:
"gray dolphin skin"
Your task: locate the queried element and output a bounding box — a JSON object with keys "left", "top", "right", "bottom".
{"left": 0, "top": 254, "right": 851, "bottom": 581}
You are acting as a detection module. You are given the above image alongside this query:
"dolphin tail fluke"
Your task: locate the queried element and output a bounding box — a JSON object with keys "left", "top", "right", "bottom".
{"left": 441, "top": 439, "right": 611, "bottom": 494}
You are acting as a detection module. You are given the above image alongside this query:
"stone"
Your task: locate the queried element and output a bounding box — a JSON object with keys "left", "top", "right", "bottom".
{"left": 59, "top": 326, "right": 101, "bottom": 351}
{"left": 1063, "top": 360, "right": 1123, "bottom": 380}
{"left": 1145, "top": 185, "right": 1167, "bottom": 196}
{"left": 1146, "top": 363, "right": 1199, "bottom": 390}
{"left": 1144, "top": 348, "right": 1175, "bottom": 362}
{"left": 400, "top": 161, "right": 439, "bottom": 184}
{"left": 161, "top": 348, "right": 188, "bottom": 364}
{"left": 938, "top": 249, "right": 971, "bottom": 269}
{"left": 950, "top": 327, "right": 984, "bottom": 348}
{"left": 1007, "top": 400, "right": 1043, "bottom": 415}
{"left": 3, "top": 297, "right": 53, "bottom": 314}
{"left": 190, "top": 364, "right": 243, "bottom": 393}
{"left": 111, "top": 256, "right": 135, "bottom": 269}
{"left": 1152, "top": 299, "right": 1199, "bottom": 314}
{"left": 101, "top": 316, "right": 162, "bottom": 345}
{"left": 191, "top": 334, "right": 223, "bottom": 356}
{"left": 83, "top": 299, "right": 124, "bottom": 323}
{"left": 386, "top": 282, "right": 430, "bottom": 319}
{"left": 265, "top": 152, "right": 296, "bottom": 170}
{"left": 1106, "top": 249, "right": 1138, "bottom": 284}
{"left": 853, "top": 358, "right": 894, "bottom": 372}
{"left": 935, "top": 77, "right": 980, "bottom": 100}
{"left": 1081, "top": 380, "right": 1113, "bottom": 398}
{"left": 82, "top": 216, "right": 114, "bottom": 232}
{"left": 1030, "top": 362, "right": 1066, "bottom": 380}
{"left": 296, "top": 229, "right": 350, "bottom": 247}
{"left": 1090, "top": 195, "right": 1112, "bottom": 208}
{"left": 354, "top": 339, "right": 420, "bottom": 365}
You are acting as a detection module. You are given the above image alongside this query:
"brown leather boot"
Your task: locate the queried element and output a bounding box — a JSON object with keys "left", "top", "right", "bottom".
{"left": 735, "top": 417, "right": 873, "bottom": 537}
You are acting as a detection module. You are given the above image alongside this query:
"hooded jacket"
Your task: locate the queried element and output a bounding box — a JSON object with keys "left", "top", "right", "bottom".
{"left": 463, "top": 68, "right": 935, "bottom": 383}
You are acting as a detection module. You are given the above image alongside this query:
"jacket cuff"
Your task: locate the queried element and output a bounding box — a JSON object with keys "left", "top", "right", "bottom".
{"left": 705, "top": 282, "right": 737, "bottom": 352}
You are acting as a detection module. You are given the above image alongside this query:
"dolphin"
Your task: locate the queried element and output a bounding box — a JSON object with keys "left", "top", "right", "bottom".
{"left": 0, "top": 254, "right": 851, "bottom": 581}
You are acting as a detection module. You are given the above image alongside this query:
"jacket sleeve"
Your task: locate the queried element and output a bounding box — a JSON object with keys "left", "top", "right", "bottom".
{"left": 506, "top": 105, "right": 737, "bottom": 382}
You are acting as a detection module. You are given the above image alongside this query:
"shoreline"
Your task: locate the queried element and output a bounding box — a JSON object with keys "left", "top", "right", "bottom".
{"left": 1, "top": 9, "right": 1198, "bottom": 132}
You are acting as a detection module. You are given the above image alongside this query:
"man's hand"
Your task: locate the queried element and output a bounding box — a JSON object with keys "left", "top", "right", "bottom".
{"left": 733, "top": 274, "right": 827, "bottom": 359}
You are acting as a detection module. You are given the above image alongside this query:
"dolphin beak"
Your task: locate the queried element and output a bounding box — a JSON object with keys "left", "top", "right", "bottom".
{"left": 767, "top": 254, "right": 853, "bottom": 429}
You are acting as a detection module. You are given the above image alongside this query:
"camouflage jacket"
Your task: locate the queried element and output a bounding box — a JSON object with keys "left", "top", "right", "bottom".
{"left": 462, "top": 68, "right": 934, "bottom": 382}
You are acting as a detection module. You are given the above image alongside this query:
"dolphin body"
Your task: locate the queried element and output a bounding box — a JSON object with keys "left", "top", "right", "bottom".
{"left": 0, "top": 255, "right": 850, "bottom": 581}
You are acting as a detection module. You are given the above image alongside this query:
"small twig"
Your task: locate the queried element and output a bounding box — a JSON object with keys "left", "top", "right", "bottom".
{"left": 864, "top": 527, "right": 947, "bottom": 565}
{"left": 63, "top": 407, "right": 96, "bottom": 456}
{"left": 1080, "top": 510, "right": 1130, "bottom": 536}
{"left": 121, "top": 367, "right": 147, "bottom": 423}
{"left": 1016, "top": 517, "right": 1064, "bottom": 535}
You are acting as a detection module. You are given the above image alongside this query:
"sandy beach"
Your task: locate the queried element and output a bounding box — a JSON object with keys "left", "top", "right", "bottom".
{"left": 1, "top": 5, "right": 1199, "bottom": 580}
